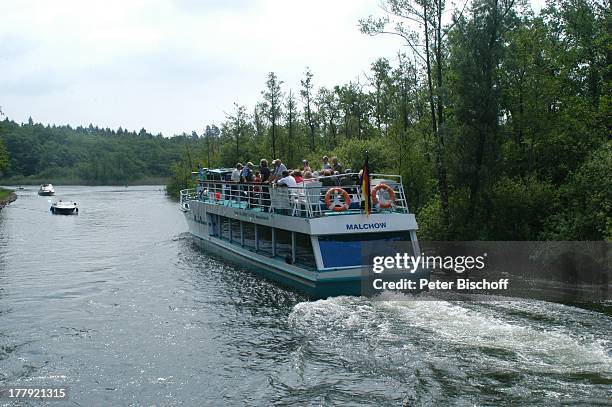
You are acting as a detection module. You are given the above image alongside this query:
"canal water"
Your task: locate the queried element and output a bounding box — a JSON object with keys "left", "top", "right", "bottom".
{"left": 0, "top": 186, "right": 610, "bottom": 405}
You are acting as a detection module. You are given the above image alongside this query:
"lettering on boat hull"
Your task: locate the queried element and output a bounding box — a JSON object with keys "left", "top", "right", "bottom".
{"left": 346, "top": 222, "right": 387, "bottom": 231}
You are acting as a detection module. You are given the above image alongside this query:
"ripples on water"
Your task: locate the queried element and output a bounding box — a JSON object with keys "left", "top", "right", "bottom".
{"left": 0, "top": 186, "right": 610, "bottom": 405}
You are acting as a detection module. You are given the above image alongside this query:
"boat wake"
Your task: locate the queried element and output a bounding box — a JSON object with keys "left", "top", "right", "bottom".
{"left": 288, "top": 294, "right": 612, "bottom": 404}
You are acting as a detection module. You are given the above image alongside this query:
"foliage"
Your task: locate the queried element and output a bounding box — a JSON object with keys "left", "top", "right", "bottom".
{"left": 485, "top": 176, "right": 557, "bottom": 240}
{"left": 0, "top": 119, "right": 189, "bottom": 184}
{"left": 0, "top": 137, "right": 9, "bottom": 174}
{"left": 1, "top": 0, "right": 609, "bottom": 240}
{"left": 542, "top": 142, "right": 612, "bottom": 240}
{"left": 165, "top": 160, "right": 197, "bottom": 199}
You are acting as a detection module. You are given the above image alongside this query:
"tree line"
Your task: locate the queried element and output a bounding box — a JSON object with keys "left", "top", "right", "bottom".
{"left": 1, "top": 0, "right": 609, "bottom": 240}
{"left": 0, "top": 117, "right": 198, "bottom": 184}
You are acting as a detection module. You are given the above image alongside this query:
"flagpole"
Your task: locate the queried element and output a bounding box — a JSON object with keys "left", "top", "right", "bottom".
{"left": 362, "top": 150, "right": 371, "bottom": 216}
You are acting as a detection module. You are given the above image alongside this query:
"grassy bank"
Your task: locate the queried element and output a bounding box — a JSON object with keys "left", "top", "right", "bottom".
{"left": 0, "top": 187, "right": 13, "bottom": 201}
{"left": 0, "top": 176, "right": 170, "bottom": 186}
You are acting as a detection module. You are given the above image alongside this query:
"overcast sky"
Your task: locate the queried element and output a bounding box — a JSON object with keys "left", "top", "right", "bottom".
{"left": 0, "top": 0, "right": 545, "bottom": 136}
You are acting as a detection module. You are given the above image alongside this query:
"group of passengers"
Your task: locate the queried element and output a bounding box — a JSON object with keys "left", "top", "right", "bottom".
{"left": 230, "top": 156, "right": 347, "bottom": 189}
{"left": 223, "top": 156, "right": 352, "bottom": 210}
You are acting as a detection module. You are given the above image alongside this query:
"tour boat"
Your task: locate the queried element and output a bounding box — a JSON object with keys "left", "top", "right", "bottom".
{"left": 180, "top": 170, "right": 425, "bottom": 298}
{"left": 38, "top": 184, "right": 55, "bottom": 196}
{"left": 50, "top": 200, "right": 78, "bottom": 215}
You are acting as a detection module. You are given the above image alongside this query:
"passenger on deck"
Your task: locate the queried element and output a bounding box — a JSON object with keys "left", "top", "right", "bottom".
{"left": 249, "top": 171, "right": 262, "bottom": 207}
{"left": 231, "top": 163, "right": 243, "bottom": 182}
{"left": 331, "top": 156, "right": 343, "bottom": 173}
{"left": 259, "top": 159, "right": 271, "bottom": 183}
{"left": 302, "top": 160, "right": 312, "bottom": 173}
{"left": 270, "top": 159, "right": 287, "bottom": 182}
{"left": 292, "top": 170, "right": 303, "bottom": 184}
{"left": 240, "top": 162, "right": 254, "bottom": 183}
{"left": 230, "top": 163, "right": 243, "bottom": 200}
{"left": 320, "top": 169, "right": 338, "bottom": 186}
{"left": 276, "top": 170, "right": 297, "bottom": 188}
{"left": 302, "top": 171, "right": 317, "bottom": 184}
{"left": 322, "top": 156, "right": 331, "bottom": 170}
{"left": 259, "top": 159, "right": 271, "bottom": 208}
{"left": 239, "top": 162, "right": 254, "bottom": 204}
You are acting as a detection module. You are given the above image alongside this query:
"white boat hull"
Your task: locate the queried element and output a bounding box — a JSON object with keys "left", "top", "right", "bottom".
{"left": 183, "top": 200, "right": 427, "bottom": 298}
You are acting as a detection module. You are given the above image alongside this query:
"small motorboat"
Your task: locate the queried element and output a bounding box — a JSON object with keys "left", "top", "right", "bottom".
{"left": 50, "top": 200, "right": 78, "bottom": 215}
{"left": 38, "top": 184, "right": 55, "bottom": 196}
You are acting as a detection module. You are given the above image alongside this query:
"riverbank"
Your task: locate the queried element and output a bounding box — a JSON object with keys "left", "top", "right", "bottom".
{"left": 0, "top": 187, "right": 17, "bottom": 210}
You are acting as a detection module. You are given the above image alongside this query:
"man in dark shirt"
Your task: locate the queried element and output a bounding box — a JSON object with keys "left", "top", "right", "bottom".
{"left": 331, "top": 156, "right": 343, "bottom": 173}
{"left": 259, "top": 159, "right": 271, "bottom": 182}
{"left": 259, "top": 158, "right": 271, "bottom": 208}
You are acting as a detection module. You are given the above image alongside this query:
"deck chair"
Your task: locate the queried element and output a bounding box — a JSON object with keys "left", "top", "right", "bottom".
{"left": 269, "top": 187, "right": 293, "bottom": 214}
{"left": 293, "top": 182, "right": 323, "bottom": 217}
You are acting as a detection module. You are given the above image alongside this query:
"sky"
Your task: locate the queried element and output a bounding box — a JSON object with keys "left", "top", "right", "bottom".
{"left": 0, "top": 0, "right": 546, "bottom": 136}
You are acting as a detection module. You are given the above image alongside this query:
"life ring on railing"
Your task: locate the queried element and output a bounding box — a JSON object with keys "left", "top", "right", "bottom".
{"left": 372, "top": 183, "right": 396, "bottom": 208}
{"left": 325, "top": 187, "right": 351, "bottom": 212}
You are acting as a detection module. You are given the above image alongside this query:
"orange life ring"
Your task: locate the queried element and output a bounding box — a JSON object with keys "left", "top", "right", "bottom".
{"left": 325, "top": 187, "right": 351, "bottom": 212}
{"left": 372, "top": 183, "right": 396, "bottom": 208}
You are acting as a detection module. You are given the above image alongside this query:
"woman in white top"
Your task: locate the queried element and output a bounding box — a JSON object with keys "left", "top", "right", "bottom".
{"left": 276, "top": 170, "right": 297, "bottom": 188}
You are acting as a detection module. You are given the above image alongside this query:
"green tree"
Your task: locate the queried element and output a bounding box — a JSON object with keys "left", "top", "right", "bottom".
{"left": 0, "top": 108, "right": 9, "bottom": 173}
{"left": 300, "top": 67, "right": 318, "bottom": 150}
{"left": 285, "top": 90, "right": 298, "bottom": 166}
{"left": 360, "top": 0, "right": 456, "bottom": 237}
{"left": 367, "top": 58, "right": 393, "bottom": 135}
{"left": 316, "top": 87, "right": 340, "bottom": 150}
{"left": 0, "top": 139, "right": 8, "bottom": 173}
{"left": 262, "top": 72, "right": 283, "bottom": 158}
{"left": 447, "top": 0, "right": 517, "bottom": 235}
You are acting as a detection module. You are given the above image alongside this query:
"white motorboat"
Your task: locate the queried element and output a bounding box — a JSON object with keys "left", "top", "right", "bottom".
{"left": 38, "top": 184, "right": 55, "bottom": 196}
{"left": 50, "top": 200, "right": 78, "bottom": 215}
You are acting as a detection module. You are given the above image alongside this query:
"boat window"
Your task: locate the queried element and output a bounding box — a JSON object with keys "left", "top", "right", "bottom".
{"left": 295, "top": 233, "right": 316, "bottom": 268}
{"left": 220, "top": 216, "right": 230, "bottom": 240}
{"left": 257, "top": 225, "right": 273, "bottom": 255}
{"left": 276, "top": 229, "right": 292, "bottom": 260}
{"left": 208, "top": 215, "right": 218, "bottom": 237}
{"left": 242, "top": 222, "right": 256, "bottom": 248}
{"left": 318, "top": 232, "right": 412, "bottom": 268}
{"left": 230, "top": 219, "right": 241, "bottom": 243}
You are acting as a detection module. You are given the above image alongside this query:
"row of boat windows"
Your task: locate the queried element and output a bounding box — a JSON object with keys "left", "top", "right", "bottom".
{"left": 212, "top": 215, "right": 316, "bottom": 268}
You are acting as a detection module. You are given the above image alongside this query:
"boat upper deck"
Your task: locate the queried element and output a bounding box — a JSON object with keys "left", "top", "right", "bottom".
{"left": 180, "top": 173, "right": 411, "bottom": 218}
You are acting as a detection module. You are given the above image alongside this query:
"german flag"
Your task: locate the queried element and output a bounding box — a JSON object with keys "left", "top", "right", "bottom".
{"left": 361, "top": 150, "right": 371, "bottom": 216}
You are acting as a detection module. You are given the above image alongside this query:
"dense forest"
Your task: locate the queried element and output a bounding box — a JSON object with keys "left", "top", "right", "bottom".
{"left": 0, "top": 116, "right": 197, "bottom": 185}
{"left": 1, "top": 0, "right": 609, "bottom": 241}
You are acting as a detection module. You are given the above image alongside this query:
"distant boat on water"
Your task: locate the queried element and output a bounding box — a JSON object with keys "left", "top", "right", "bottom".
{"left": 38, "top": 184, "right": 55, "bottom": 196}
{"left": 50, "top": 200, "right": 78, "bottom": 215}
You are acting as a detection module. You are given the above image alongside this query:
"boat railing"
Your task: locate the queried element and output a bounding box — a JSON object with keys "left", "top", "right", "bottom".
{"left": 179, "top": 173, "right": 410, "bottom": 218}
{"left": 179, "top": 188, "right": 197, "bottom": 211}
